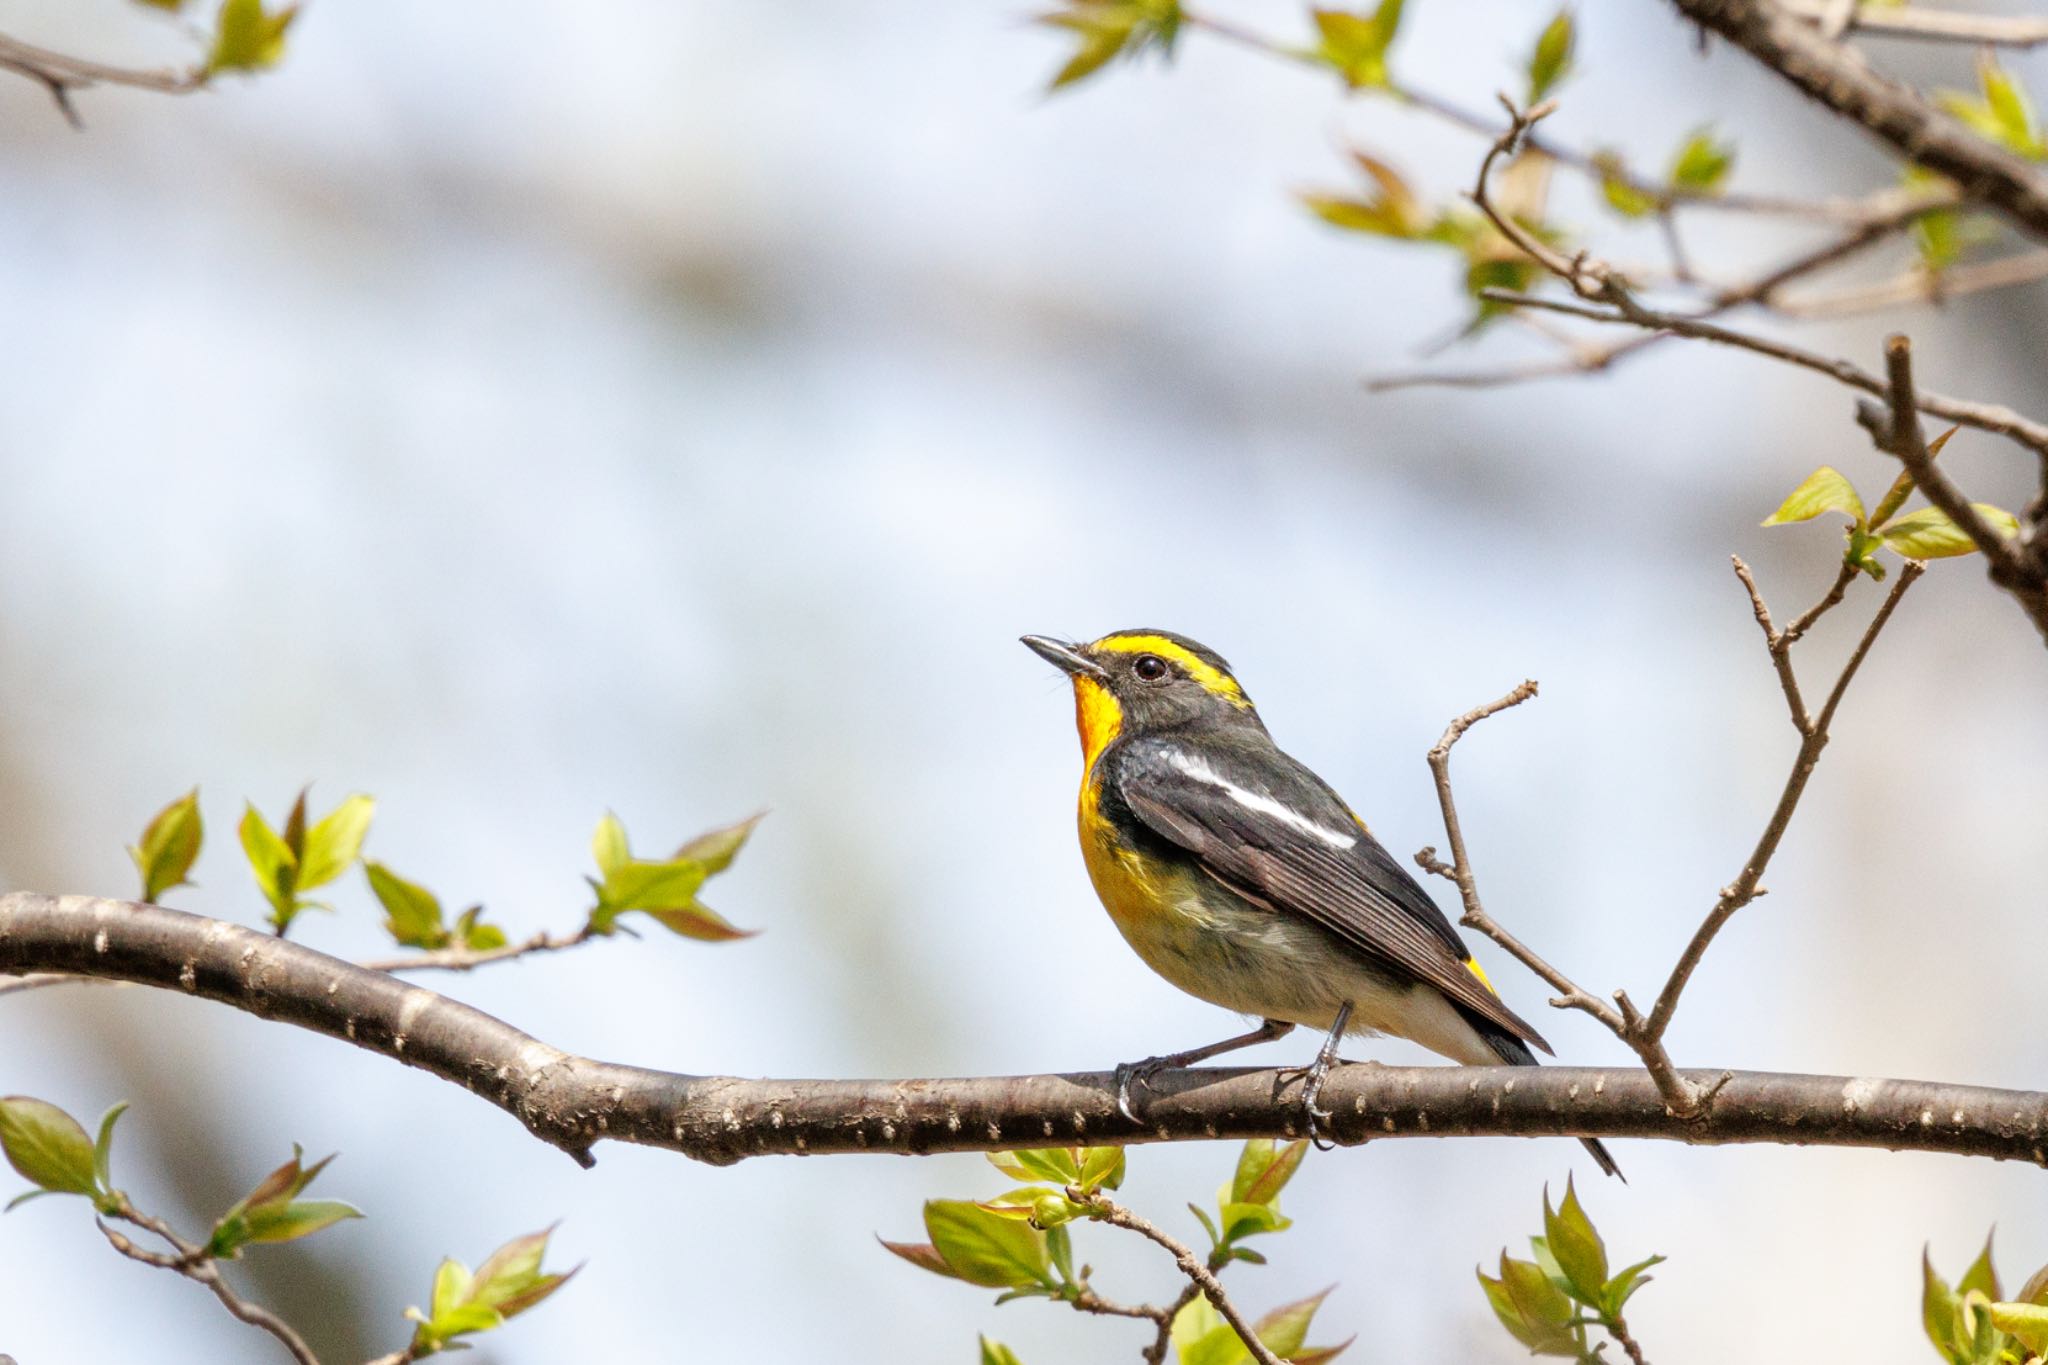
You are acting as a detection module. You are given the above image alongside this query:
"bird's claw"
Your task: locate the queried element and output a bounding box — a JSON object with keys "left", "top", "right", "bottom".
{"left": 1113, "top": 1055, "right": 1176, "bottom": 1124}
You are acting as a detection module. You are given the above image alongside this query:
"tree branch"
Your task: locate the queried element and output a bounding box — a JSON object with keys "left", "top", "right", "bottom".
{"left": 9, "top": 894, "right": 2048, "bottom": 1165}
{"left": 1779, "top": 0, "right": 2048, "bottom": 47}
{"left": 1070, "top": 1186, "right": 1282, "bottom": 1365}
{"left": 1855, "top": 334, "right": 2048, "bottom": 642}
{"left": 1638, "top": 559, "right": 1924, "bottom": 1054}
{"left": 1417, "top": 680, "right": 1626, "bottom": 1036}
{"left": 0, "top": 33, "right": 206, "bottom": 127}
{"left": 98, "top": 1201, "right": 322, "bottom": 1365}
{"left": 1668, "top": 0, "right": 2048, "bottom": 242}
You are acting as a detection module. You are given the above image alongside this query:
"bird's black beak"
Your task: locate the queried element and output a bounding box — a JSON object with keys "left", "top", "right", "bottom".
{"left": 1021, "top": 634, "right": 1108, "bottom": 681}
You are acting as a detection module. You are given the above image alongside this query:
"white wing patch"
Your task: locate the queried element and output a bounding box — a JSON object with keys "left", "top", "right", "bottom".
{"left": 1165, "top": 749, "right": 1358, "bottom": 851}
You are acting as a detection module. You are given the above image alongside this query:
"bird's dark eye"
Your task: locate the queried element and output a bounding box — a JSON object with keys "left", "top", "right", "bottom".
{"left": 1132, "top": 654, "right": 1169, "bottom": 682}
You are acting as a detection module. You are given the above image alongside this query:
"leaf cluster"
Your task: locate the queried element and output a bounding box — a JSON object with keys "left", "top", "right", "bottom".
{"left": 1762, "top": 436, "right": 2020, "bottom": 580}
{"left": 889, "top": 1140, "right": 1346, "bottom": 1363}
{"left": 1925, "top": 1237, "right": 2048, "bottom": 1365}
{"left": 405, "top": 1227, "right": 578, "bottom": 1356}
{"left": 1477, "top": 1177, "right": 1661, "bottom": 1361}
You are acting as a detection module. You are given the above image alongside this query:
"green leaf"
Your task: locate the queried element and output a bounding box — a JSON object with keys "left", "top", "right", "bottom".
{"left": 1251, "top": 1287, "right": 1331, "bottom": 1356}
{"left": 366, "top": 862, "right": 450, "bottom": 950}
{"left": 209, "top": 0, "right": 298, "bottom": 74}
{"left": 408, "top": 1230, "right": 575, "bottom": 1355}
{"left": 130, "top": 789, "right": 204, "bottom": 903}
{"left": 1669, "top": 127, "right": 1735, "bottom": 194}
{"left": 241, "top": 1198, "right": 363, "bottom": 1247}
{"left": 1603, "top": 1252, "right": 1665, "bottom": 1316}
{"left": 1877, "top": 504, "right": 2020, "bottom": 559}
{"left": 923, "top": 1199, "right": 1052, "bottom": 1290}
{"left": 92, "top": 1102, "right": 128, "bottom": 1193}
{"left": 1527, "top": 9, "right": 1574, "bottom": 103}
{"left": 209, "top": 1146, "right": 350, "bottom": 1257}
{"left": 1312, "top": 0, "right": 1404, "bottom": 89}
{"left": 452, "top": 906, "right": 507, "bottom": 951}
{"left": 1217, "top": 1200, "right": 1290, "bottom": 1243}
{"left": 980, "top": 1337, "right": 1026, "bottom": 1365}
{"left": 1300, "top": 151, "right": 1425, "bottom": 240}
{"left": 1763, "top": 466, "right": 1865, "bottom": 527}
{"left": 988, "top": 1148, "right": 1081, "bottom": 1185}
{"left": 1479, "top": 1265, "right": 1579, "bottom": 1356}
{"left": 1593, "top": 152, "right": 1660, "bottom": 218}
{"left": 298, "top": 795, "right": 375, "bottom": 891}
{"left": 1077, "top": 1144, "right": 1126, "bottom": 1191}
{"left": 1992, "top": 1302, "right": 2048, "bottom": 1352}
{"left": 239, "top": 803, "right": 300, "bottom": 928}
{"left": 1231, "top": 1137, "right": 1307, "bottom": 1206}
{"left": 1926, "top": 1248, "right": 1963, "bottom": 1360}
{"left": 1961, "top": 1233, "right": 2004, "bottom": 1303}
{"left": 0, "top": 1097, "right": 99, "bottom": 1200}
{"left": 1542, "top": 1176, "right": 1608, "bottom": 1303}
{"left": 671, "top": 812, "right": 764, "bottom": 873}
{"left": 1039, "top": 0, "right": 1179, "bottom": 92}
{"left": 1499, "top": 1253, "right": 1574, "bottom": 1327}
{"left": 591, "top": 813, "right": 630, "bottom": 880}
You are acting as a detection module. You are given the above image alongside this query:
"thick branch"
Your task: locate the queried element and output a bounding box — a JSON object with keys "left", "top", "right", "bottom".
{"left": 1669, "top": 0, "right": 2048, "bottom": 242}
{"left": 7, "top": 894, "right": 2048, "bottom": 1165}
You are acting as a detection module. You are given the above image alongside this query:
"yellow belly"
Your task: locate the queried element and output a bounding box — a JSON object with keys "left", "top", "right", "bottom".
{"left": 1078, "top": 795, "right": 1494, "bottom": 1064}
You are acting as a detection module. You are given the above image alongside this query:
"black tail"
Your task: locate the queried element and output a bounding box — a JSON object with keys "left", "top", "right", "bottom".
{"left": 1472, "top": 1019, "right": 1624, "bottom": 1182}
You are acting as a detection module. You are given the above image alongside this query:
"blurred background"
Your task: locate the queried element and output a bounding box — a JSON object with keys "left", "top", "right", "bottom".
{"left": 2, "top": 0, "right": 2045, "bottom": 1360}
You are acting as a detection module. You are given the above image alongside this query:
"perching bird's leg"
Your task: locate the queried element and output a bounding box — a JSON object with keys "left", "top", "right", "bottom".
{"left": 1114, "top": 1018, "right": 1295, "bottom": 1123}
{"left": 1291, "top": 1001, "right": 1353, "bottom": 1150}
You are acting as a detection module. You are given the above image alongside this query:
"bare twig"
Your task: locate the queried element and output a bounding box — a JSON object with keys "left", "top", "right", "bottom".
{"left": 1778, "top": 250, "right": 2048, "bottom": 318}
{"left": 99, "top": 1202, "right": 321, "bottom": 1365}
{"left": 1779, "top": 0, "right": 2048, "bottom": 47}
{"left": 1479, "top": 287, "right": 2048, "bottom": 460}
{"left": 1419, "top": 681, "right": 1626, "bottom": 1034}
{"left": 1, "top": 923, "right": 599, "bottom": 997}
{"left": 1069, "top": 1187, "right": 1283, "bottom": 1365}
{"left": 1639, "top": 559, "right": 1925, "bottom": 1057}
{"left": 0, "top": 33, "right": 206, "bottom": 126}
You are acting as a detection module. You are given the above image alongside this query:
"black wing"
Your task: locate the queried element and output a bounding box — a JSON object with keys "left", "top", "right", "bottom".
{"left": 1110, "top": 734, "right": 1551, "bottom": 1053}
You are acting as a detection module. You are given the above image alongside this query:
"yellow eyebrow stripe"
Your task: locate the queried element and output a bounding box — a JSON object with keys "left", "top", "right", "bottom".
{"left": 1091, "top": 634, "right": 1251, "bottom": 707}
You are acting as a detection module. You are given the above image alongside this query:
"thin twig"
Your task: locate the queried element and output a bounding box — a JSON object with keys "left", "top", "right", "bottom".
{"left": 0, "top": 33, "right": 205, "bottom": 125}
{"left": 1070, "top": 1188, "right": 1282, "bottom": 1365}
{"left": 1778, "top": 250, "right": 2048, "bottom": 319}
{"left": 1639, "top": 560, "right": 1925, "bottom": 1053}
{"left": 1480, "top": 287, "right": 2048, "bottom": 460}
{"left": 1779, "top": 0, "right": 2048, "bottom": 47}
{"left": 1418, "top": 681, "right": 1625, "bottom": 1034}
{"left": 1146, "top": 1284, "right": 1204, "bottom": 1365}
{"left": 2, "top": 924, "right": 599, "bottom": 997}
{"left": 99, "top": 1203, "right": 321, "bottom": 1365}
{"left": 356, "top": 928, "right": 595, "bottom": 974}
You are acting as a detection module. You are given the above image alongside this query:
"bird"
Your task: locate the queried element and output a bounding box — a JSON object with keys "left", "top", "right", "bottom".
{"left": 1022, "top": 628, "right": 1619, "bottom": 1178}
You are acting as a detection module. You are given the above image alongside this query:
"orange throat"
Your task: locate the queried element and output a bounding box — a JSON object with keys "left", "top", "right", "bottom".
{"left": 1073, "top": 676, "right": 1124, "bottom": 770}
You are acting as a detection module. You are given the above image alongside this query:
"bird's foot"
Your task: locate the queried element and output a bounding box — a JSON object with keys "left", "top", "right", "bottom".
{"left": 1113, "top": 1053, "right": 1181, "bottom": 1124}
{"left": 1277, "top": 1015, "right": 1359, "bottom": 1154}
